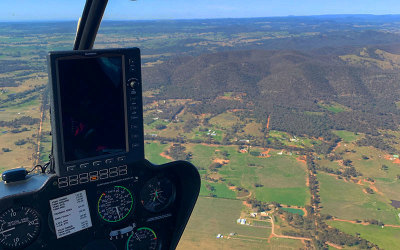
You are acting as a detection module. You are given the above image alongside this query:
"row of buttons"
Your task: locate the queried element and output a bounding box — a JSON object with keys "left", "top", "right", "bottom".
{"left": 66, "top": 156, "right": 126, "bottom": 172}
{"left": 126, "top": 73, "right": 141, "bottom": 151}
{"left": 128, "top": 58, "right": 136, "bottom": 72}
{"left": 58, "top": 165, "right": 128, "bottom": 188}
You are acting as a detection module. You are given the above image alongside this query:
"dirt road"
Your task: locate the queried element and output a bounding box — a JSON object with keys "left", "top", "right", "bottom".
{"left": 268, "top": 216, "right": 312, "bottom": 242}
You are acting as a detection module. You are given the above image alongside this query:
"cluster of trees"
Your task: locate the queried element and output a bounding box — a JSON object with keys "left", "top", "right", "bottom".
{"left": 0, "top": 60, "right": 43, "bottom": 87}
{"left": 0, "top": 116, "right": 40, "bottom": 128}
{"left": 314, "top": 140, "right": 338, "bottom": 155}
{"left": 244, "top": 198, "right": 272, "bottom": 212}
{"left": 203, "top": 174, "right": 224, "bottom": 183}
{"left": 307, "top": 155, "right": 321, "bottom": 207}
{"left": 316, "top": 225, "right": 373, "bottom": 249}
{"left": 158, "top": 105, "right": 184, "bottom": 121}
{"left": 364, "top": 219, "right": 384, "bottom": 227}
{"left": 280, "top": 210, "right": 314, "bottom": 232}
{"left": 317, "top": 165, "right": 363, "bottom": 179}
{"left": 357, "top": 135, "right": 396, "bottom": 153}
{"left": 0, "top": 85, "right": 45, "bottom": 107}
{"left": 183, "top": 116, "right": 199, "bottom": 133}
{"left": 10, "top": 127, "right": 29, "bottom": 134}
{"left": 167, "top": 144, "right": 192, "bottom": 161}
{"left": 0, "top": 60, "right": 28, "bottom": 75}
{"left": 365, "top": 187, "right": 374, "bottom": 194}
{"left": 2, "top": 148, "right": 11, "bottom": 152}
{"left": 208, "top": 162, "right": 222, "bottom": 172}
{"left": 14, "top": 139, "right": 27, "bottom": 146}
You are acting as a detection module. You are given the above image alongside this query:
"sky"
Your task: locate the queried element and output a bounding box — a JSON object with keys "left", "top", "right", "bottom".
{"left": 1, "top": 0, "right": 400, "bottom": 21}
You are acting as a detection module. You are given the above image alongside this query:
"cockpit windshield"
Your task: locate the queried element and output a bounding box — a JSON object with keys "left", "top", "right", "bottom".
{"left": 1, "top": 1, "right": 400, "bottom": 249}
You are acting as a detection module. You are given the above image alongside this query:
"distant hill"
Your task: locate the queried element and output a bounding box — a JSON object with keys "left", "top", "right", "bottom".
{"left": 143, "top": 47, "right": 400, "bottom": 138}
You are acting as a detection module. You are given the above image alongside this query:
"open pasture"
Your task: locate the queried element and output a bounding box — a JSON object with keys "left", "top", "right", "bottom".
{"left": 318, "top": 173, "right": 399, "bottom": 225}
{"left": 187, "top": 144, "right": 309, "bottom": 206}
{"left": 328, "top": 220, "right": 400, "bottom": 250}
{"left": 144, "top": 142, "right": 170, "bottom": 165}
{"left": 330, "top": 143, "right": 400, "bottom": 201}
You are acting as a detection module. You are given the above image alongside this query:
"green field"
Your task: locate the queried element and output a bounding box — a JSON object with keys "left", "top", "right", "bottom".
{"left": 318, "top": 173, "right": 399, "bottom": 225}
{"left": 144, "top": 142, "right": 170, "bottom": 165}
{"left": 178, "top": 197, "right": 302, "bottom": 250}
{"left": 332, "top": 130, "right": 361, "bottom": 143}
{"left": 255, "top": 187, "right": 309, "bottom": 207}
{"left": 331, "top": 143, "right": 400, "bottom": 201}
{"left": 328, "top": 220, "right": 400, "bottom": 250}
{"left": 187, "top": 144, "right": 309, "bottom": 206}
{"left": 319, "top": 102, "right": 349, "bottom": 113}
{"left": 187, "top": 144, "right": 217, "bottom": 170}
{"left": 200, "top": 182, "right": 237, "bottom": 199}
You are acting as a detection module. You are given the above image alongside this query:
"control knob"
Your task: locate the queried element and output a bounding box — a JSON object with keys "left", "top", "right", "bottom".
{"left": 129, "top": 79, "right": 139, "bottom": 88}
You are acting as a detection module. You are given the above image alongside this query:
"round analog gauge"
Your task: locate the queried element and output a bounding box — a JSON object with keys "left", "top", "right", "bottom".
{"left": 140, "top": 177, "right": 175, "bottom": 213}
{"left": 126, "top": 227, "right": 158, "bottom": 250}
{"left": 0, "top": 207, "right": 40, "bottom": 249}
{"left": 98, "top": 186, "right": 134, "bottom": 223}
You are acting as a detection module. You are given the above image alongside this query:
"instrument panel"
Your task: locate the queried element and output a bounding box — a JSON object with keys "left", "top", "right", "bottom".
{"left": 0, "top": 160, "right": 200, "bottom": 250}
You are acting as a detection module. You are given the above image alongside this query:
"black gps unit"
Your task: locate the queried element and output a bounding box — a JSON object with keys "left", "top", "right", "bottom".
{"left": 48, "top": 48, "right": 144, "bottom": 178}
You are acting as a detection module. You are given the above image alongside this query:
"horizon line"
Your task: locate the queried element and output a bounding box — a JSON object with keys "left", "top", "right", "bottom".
{"left": 1, "top": 13, "right": 400, "bottom": 23}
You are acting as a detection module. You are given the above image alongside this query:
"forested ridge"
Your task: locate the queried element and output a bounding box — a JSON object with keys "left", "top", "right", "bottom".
{"left": 143, "top": 47, "right": 400, "bottom": 141}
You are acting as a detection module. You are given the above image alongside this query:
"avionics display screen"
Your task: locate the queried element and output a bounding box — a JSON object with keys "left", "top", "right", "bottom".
{"left": 57, "top": 56, "right": 126, "bottom": 162}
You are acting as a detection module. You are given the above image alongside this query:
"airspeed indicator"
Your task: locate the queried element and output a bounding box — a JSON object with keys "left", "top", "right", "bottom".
{"left": 97, "top": 186, "right": 134, "bottom": 223}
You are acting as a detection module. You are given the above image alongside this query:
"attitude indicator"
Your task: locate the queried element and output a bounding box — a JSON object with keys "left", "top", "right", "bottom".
{"left": 140, "top": 177, "right": 175, "bottom": 213}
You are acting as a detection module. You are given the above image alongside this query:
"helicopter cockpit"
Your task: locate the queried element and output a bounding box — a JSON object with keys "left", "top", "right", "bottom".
{"left": 0, "top": 1, "right": 200, "bottom": 250}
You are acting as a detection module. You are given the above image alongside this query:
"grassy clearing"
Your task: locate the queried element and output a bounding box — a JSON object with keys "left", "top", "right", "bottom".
{"left": 186, "top": 144, "right": 217, "bottom": 170}
{"left": 241, "top": 121, "right": 263, "bottom": 137}
{"left": 209, "top": 113, "right": 239, "bottom": 128}
{"left": 315, "top": 158, "right": 342, "bottom": 171}
{"left": 200, "top": 182, "right": 237, "bottom": 199}
{"left": 144, "top": 142, "right": 170, "bottom": 165}
{"left": 318, "top": 173, "right": 399, "bottom": 225}
{"left": 318, "top": 102, "right": 349, "bottom": 113}
{"left": 327, "top": 220, "right": 400, "bottom": 249}
{"left": 332, "top": 130, "right": 361, "bottom": 143}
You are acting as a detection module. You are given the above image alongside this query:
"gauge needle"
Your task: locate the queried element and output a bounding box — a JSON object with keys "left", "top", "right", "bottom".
{"left": 115, "top": 207, "right": 121, "bottom": 218}
{"left": 0, "top": 227, "right": 15, "bottom": 234}
{"left": 152, "top": 190, "right": 163, "bottom": 201}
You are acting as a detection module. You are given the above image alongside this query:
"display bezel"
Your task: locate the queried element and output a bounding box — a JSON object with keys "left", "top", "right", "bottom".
{"left": 48, "top": 48, "right": 144, "bottom": 177}
{"left": 55, "top": 53, "right": 129, "bottom": 165}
